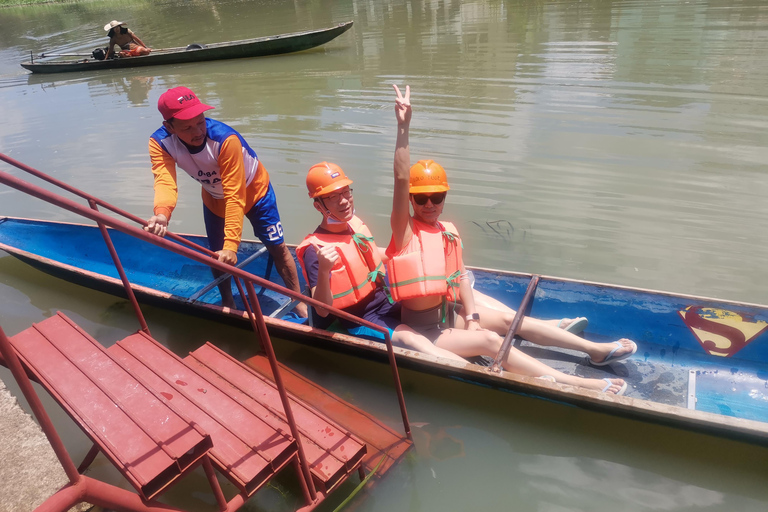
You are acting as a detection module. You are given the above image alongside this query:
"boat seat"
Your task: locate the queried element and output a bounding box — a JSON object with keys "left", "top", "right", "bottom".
{"left": 7, "top": 313, "right": 213, "bottom": 502}
{"left": 111, "top": 335, "right": 368, "bottom": 495}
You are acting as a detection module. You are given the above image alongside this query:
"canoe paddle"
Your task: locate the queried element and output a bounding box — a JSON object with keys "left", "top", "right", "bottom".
{"left": 38, "top": 52, "right": 93, "bottom": 58}
{"left": 490, "top": 274, "right": 540, "bottom": 372}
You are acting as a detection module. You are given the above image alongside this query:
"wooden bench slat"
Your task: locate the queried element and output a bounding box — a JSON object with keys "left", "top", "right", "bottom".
{"left": 244, "top": 352, "right": 413, "bottom": 477}
{"left": 113, "top": 333, "right": 299, "bottom": 496}
{"left": 10, "top": 314, "right": 211, "bottom": 501}
{"left": 190, "top": 343, "right": 368, "bottom": 492}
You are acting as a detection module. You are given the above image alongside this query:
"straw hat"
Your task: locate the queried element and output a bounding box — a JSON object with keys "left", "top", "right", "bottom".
{"left": 104, "top": 20, "right": 126, "bottom": 31}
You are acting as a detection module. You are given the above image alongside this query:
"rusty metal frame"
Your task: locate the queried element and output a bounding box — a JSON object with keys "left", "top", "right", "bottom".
{"left": 0, "top": 153, "right": 411, "bottom": 511}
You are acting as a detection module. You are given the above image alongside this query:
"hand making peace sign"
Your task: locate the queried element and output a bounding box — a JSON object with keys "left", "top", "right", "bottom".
{"left": 393, "top": 84, "right": 411, "bottom": 126}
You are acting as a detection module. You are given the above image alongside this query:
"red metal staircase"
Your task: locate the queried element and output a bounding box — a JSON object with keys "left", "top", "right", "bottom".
{"left": 0, "top": 313, "right": 410, "bottom": 511}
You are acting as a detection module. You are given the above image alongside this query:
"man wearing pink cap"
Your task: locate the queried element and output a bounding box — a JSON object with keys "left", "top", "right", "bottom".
{"left": 145, "top": 86, "right": 306, "bottom": 316}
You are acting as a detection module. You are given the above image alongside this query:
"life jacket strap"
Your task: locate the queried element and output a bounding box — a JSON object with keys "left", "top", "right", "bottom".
{"left": 351, "top": 232, "right": 375, "bottom": 253}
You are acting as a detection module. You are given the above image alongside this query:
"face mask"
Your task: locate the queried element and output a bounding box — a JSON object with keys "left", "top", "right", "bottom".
{"left": 325, "top": 207, "right": 354, "bottom": 225}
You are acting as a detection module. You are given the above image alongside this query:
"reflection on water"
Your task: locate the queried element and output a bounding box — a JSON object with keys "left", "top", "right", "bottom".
{"left": 1, "top": 0, "right": 766, "bottom": 302}
{"left": 2, "top": 0, "right": 768, "bottom": 510}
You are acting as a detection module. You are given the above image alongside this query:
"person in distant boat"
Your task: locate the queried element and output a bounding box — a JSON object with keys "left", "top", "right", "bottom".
{"left": 104, "top": 20, "right": 151, "bottom": 59}
{"left": 387, "top": 84, "right": 637, "bottom": 395}
{"left": 296, "top": 161, "right": 467, "bottom": 361}
{"left": 144, "top": 86, "right": 307, "bottom": 317}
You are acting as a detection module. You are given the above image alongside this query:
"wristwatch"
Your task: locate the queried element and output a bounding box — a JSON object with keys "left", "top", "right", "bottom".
{"left": 465, "top": 313, "right": 480, "bottom": 322}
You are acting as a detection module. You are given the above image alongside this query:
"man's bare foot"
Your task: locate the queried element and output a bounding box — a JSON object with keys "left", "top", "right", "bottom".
{"left": 587, "top": 339, "right": 637, "bottom": 366}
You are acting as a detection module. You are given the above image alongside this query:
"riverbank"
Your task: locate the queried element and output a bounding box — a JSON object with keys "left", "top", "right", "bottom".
{"left": 0, "top": 378, "right": 91, "bottom": 512}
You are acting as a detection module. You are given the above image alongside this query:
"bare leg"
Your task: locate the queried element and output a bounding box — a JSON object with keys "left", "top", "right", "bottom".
{"left": 472, "top": 290, "right": 582, "bottom": 331}
{"left": 434, "top": 328, "right": 626, "bottom": 394}
{"left": 266, "top": 242, "right": 308, "bottom": 318}
{"left": 392, "top": 325, "right": 468, "bottom": 363}
{"left": 212, "top": 269, "right": 235, "bottom": 309}
{"left": 455, "top": 304, "right": 635, "bottom": 364}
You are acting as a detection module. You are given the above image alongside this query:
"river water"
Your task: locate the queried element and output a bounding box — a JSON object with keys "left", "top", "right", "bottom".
{"left": 1, "top": 0, "right": 768, "bottom": 510}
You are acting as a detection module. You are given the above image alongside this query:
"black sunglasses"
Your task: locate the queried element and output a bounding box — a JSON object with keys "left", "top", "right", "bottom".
{"left": 412, "top": 192, "right": 446, "bottom": 206}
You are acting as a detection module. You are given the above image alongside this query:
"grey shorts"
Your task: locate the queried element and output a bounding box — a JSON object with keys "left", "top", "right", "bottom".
{"left": 401, "top": 303, "right": 460, "bottom": 343}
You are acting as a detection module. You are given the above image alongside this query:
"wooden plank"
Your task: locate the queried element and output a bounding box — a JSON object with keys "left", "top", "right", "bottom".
{"left": 187, "top": 343, "right": 369, "bottom": 493}
{"left": 111, "top": 333, "right": 298, "bottom": 497}
{"left": 243, "top": 352, "right": 412, "bottom": 477}
{"left": 10, "top": 314, "right": 211, "bottom": 501}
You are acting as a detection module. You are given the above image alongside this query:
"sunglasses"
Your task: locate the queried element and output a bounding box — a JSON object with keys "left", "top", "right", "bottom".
{"left": 412, "top": 192, "right": 446, "bottom": 206}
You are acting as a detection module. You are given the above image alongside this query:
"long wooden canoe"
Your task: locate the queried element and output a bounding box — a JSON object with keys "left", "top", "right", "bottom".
{"left": 20, "top": 22, "right": 353, "bottom": 74}
{"left": 2, "top": 216, "right": 768, "bottom": 445}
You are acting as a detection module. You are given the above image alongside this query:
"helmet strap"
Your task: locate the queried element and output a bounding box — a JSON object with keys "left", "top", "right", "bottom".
{"left": 316, "top": 197, "right": 346, "bottom": 225}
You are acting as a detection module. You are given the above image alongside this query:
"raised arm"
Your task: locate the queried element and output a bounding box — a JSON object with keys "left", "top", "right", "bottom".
{"left": 391, "top": 84, "right": 413, "bottom": 252}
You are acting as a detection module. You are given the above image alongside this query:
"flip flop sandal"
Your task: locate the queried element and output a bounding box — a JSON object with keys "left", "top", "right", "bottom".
{"left": 559, "top": 317, "right": 588, "bottom": 335}
{"left": 587, "top": 340, "right": 638, "bottom": 366}
{"left": 602, "top": 378, "right": 628, "bottom": 396}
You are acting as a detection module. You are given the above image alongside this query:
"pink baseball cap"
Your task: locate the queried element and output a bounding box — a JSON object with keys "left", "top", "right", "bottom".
{"left": 158, "top": 86, "right": 214, "bottom": 121}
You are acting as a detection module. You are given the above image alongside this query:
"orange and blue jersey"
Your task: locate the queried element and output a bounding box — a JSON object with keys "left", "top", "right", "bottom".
{"left": 149, "top": 118, "right": 271, "bottom": 252}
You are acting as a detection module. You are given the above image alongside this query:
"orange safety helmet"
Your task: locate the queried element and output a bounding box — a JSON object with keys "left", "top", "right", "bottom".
{"left": 306, "top": 162, "right": 354, "bottom": 198}
{"left": 409, "top": 159, "right": 450, "bottom": 193}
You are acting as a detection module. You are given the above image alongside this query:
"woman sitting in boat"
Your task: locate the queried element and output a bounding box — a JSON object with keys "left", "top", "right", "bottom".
{"left": 388, "top": 84, "right": 637, "bottom": 395}
{"left": 297, "top": 162, "right": 467, "bottom": 361}
{"left": 104, "top": 20, "right": 151, "bottom": 59}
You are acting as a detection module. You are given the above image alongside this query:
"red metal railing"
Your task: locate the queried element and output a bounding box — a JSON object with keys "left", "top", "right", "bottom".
{"left": 0, "top": 154, "right": 412, "bottom": 511}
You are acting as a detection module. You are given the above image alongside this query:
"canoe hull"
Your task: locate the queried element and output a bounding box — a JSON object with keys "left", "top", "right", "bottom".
{"left": 2, "top": 216, "right": 768, "bottom": 445}
{"left": 21, "top": 22, "right": 353, "bottom": 74}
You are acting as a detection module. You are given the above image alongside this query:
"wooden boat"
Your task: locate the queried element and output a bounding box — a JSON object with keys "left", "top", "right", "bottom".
{"left": 20, "top": 22, "right": 353, "bottom": 74}
{"left": 2, "top": 215, "right": 768, "bottom": 445}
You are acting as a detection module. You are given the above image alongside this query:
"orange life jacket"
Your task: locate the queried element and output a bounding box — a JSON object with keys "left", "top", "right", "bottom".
{"left": 385, "top": 217, "right": 463, "bottom": 302}
{"left": 296, "top": 216, "right": 385, "bottom": 310}
{"left": 118, "top": 47, "right": 146, "bottom": 57}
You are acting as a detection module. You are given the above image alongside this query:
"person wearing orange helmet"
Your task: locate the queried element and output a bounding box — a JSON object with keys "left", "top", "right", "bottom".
{"left": 296, "top": 162, "right": 468, "bottom": 359}
{"left": 388, "top": 85, "right": 637, "bottom": 395}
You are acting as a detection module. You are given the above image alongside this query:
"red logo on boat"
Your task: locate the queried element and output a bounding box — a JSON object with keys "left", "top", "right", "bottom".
{"left": 679, "top": 306, "right": 768, "bottom": 357}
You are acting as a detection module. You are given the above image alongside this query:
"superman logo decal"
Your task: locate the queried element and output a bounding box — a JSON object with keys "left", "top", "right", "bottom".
{"left": 679, "top": 306, "right": 768, "bottom": 357}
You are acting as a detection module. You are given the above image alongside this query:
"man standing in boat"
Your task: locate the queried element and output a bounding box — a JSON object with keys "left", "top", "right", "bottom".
{"left": 296, "top": 161, "right": 468, "bottom": 360}
{"left": 145, "top": 86, "right": 306, "bottom": 316}
{"left": 103, "top": 21, "right": 151, "bottom": 59}
{"left": 387, "top": 84, "right": 636, "bottom": 394}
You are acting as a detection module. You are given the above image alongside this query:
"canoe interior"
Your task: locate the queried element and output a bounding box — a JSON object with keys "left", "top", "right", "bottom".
{"left": 1, "top": 217, "right": 767, "bottom": 426}
{"left": 0, "top": 217, "right": 302, "bottom": 319}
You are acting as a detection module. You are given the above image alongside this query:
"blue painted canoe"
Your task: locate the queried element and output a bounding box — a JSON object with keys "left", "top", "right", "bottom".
{"left": 2, "top": 216, "right": 768, "bottom": 444}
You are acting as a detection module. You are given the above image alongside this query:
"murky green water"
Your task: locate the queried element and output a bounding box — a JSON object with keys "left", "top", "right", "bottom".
{"left": 2, "top": 0, "right": 768, "bottom": 510}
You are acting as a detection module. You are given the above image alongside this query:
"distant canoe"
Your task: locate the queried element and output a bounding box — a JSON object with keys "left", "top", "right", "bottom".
{"left": 3, "top": 216, "right": 768, "bottom": 445}
{"left": 20, "top": 22, "right": 353, "bottom": 74}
